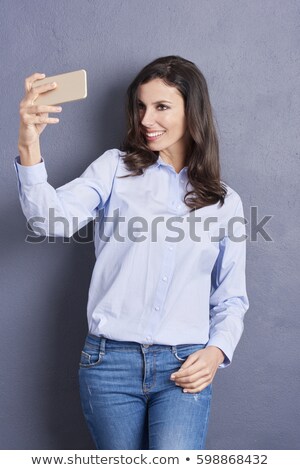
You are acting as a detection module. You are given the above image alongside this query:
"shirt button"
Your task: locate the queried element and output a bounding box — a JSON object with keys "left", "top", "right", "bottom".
{"left": 162, "top": 276, "right": 168, "bottom": 281}
{"left": 154, "top": 306, "right": 160, "bottom": 311}
{"left": 146, "top": 336, "right": 152, "bottom": 341}
{"left": 168, "top": 246, "right": 173, "bottom": 251}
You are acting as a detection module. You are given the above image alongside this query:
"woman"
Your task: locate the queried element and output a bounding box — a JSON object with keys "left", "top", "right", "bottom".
{"left": 15, "top": 55, "right": 249, "bottom": 450}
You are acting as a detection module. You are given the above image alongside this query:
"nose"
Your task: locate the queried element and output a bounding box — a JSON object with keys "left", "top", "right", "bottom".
{"left": 140, "top": 107, "right": 155, "bottom": 128}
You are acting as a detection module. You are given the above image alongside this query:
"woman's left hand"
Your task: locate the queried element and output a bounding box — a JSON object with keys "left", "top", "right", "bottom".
{"left": 170, "top": 346, "right": 225, "bottom": 393}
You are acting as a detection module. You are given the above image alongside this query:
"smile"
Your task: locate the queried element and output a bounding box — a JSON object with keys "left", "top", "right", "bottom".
{"left": 145, "top": 131, "right": 166, "bottom": 141}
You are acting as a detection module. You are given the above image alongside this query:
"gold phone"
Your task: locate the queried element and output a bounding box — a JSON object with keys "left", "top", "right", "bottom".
{"left": 32, "top": 69, "right": 87, "bottom": 106}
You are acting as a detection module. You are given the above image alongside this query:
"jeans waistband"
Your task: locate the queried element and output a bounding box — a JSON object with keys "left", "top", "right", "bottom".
{"left": 85, "top": 333, "right": 206, "bottom": 353}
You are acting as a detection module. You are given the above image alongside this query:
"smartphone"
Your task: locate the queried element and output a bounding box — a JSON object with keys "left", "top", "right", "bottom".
{"left": 32, "top": 69, "right": 87, "bottom": 106}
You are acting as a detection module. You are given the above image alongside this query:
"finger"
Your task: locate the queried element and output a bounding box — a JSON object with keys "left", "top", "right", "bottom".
{"left": 25, "top": 73, "right": 46, "bottom": 93}
{"left": 30, "top": 81, "right": 57, "bottom": 94}
{"left": 26, "top": 82, "right": 57, "bottom": 104}
{"left": 26, "top": 105, "right": 62, "bottom": 115}
{"left": 22, "top": 82, "right": 57, "bottom": 107}
{"left": 175, "top": 368, "right": 202, "bottom": 382}
{"left": 182, "top": 380, "right": 211, "bottom": 394}
{"left": 174, "top": 377, "right": 201, "bottom": 392}
{"left": 172, "top": 364, "right": 213, "bottom": 386}
{"left": 22, "top": 114, "right": 60, "bottom": 125}
{"left": 172, "top": 362, "right": 208, "bottom": 380}
{"left": 171, "top": 350, "right": 206, "bottom": 376}
{"left": 176, "top": 367, "right": 215, "bottom": 391}
{"left": 175, "top": 371, "right": 207, "bottom": 389}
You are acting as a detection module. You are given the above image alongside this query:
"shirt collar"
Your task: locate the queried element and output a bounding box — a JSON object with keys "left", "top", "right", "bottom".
{"left": 156, "top": 154, "right": 188, "bottom": 173}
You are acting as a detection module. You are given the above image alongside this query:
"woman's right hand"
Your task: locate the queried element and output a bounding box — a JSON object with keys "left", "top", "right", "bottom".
{"left": 18, "top": 73, "right": 62, "bottom": 148}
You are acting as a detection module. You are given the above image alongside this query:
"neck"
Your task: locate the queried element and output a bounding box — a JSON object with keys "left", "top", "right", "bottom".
{"left": 159, "top": 138, "right": 191, "bottom": 173}
{"left": 159, "top": 153, "right": 186, "bottom": 173}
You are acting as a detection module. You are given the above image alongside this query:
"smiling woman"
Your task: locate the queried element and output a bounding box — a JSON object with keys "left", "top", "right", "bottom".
{"left": 120, "top": 55, "right": 227, "bottom": 210}
{"left": 15, "top": 54, "right": 249, "bottom": 451}
{"left": 137, "top": 78, "right": 189, "bottom": 171}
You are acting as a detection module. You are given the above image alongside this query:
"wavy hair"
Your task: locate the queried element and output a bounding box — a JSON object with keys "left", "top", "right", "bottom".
{"left": 119, "top": 55, "right": 227, "bottom": 211}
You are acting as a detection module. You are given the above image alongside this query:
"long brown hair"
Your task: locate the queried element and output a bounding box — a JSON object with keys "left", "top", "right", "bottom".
{"left": 119, "top": 55, "right": 227, "bottom": 211}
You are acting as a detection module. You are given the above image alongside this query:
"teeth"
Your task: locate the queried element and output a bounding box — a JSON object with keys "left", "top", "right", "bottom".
{"left": 146, "top": 131, "right": 165, "bottom": 137}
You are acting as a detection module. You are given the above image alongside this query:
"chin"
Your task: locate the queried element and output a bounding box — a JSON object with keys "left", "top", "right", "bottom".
{"left": 147, "top": 142, "right": 165, "bottom": 150}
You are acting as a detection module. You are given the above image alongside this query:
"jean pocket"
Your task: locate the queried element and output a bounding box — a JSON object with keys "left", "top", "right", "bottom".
{"left": 79, "top": 339, "right": 105, "bottom": 368}
{"left": 173, "top": 344, "right": 206, "bottom": 363}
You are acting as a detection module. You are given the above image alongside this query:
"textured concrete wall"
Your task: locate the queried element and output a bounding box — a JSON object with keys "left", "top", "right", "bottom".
{"left": 1, "top": 0, "right": 299, "bottom": 449}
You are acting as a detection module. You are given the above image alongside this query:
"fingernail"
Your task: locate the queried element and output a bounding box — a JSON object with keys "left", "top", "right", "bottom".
{"left": 183, "top": 389, "right": 188, "bottom": 393}
{"left": 170, "top": 375, "right": 176, "bottom": 380}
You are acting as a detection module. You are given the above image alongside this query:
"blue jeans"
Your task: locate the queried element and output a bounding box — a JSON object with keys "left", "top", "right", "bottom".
{"left": 78, "top": 333, "right": 213, "bottom": 450}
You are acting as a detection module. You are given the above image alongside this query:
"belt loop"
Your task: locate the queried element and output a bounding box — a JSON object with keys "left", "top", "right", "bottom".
{"left": 100, "top": 337, "right": 106, "bottom": 354}
{"left": 171, "top": 345, "right": 177, "bottom": 354}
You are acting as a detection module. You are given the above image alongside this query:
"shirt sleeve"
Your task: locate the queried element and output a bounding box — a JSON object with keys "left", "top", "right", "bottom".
{"left": 13, "top": 148, "right": 120, "bottom": 238}
{"left": 206, "top": 196, "right": 249, "bottom": 368}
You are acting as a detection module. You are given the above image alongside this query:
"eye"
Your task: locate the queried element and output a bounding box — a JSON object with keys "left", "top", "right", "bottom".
{"left": 157, "top": 104, "right": 169, "bottom": 110}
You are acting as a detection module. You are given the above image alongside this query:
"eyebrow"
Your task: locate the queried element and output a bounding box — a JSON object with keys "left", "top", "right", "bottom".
{"left": 137, "top": 99, "right": 173, "bottom": 105}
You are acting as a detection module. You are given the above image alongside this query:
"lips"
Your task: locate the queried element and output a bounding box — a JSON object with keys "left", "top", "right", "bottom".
{"left": 145, "top": 131, "right": 166, "bottom": 141}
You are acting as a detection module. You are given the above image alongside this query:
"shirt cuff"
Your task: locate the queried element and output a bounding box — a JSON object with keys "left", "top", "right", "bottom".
{"left": 206, "top": 339, "right": 232, "bottom": 369}
{"left": 14, "top": 155, "right": 48, "bottom": 186}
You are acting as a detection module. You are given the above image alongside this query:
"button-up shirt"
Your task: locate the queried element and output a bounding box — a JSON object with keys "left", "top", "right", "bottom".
{"left": 14, "top": 148, "right": 249, "bottom": 368}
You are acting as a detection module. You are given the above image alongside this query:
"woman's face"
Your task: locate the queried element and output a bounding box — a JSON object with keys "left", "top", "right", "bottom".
{"left": 137, "top": 78, "right": 190, "bottom": 158}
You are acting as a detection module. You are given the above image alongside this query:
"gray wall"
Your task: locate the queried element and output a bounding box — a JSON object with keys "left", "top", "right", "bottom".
{"left": 1, "top": 0, "right": 299, "bottom": 450}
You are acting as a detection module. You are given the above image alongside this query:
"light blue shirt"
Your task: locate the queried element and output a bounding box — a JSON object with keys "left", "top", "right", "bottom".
{"left": 14, "top": 148, "right": 249, "bottom": 368}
